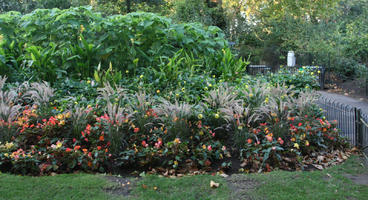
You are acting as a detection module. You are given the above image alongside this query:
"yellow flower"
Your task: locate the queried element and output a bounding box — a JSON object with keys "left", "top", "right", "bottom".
{"left": 317, "top": 70, "right": 321, "bottom": 74}
{"left": 305, "top": 140, "right": 310, "bottom": 146}
{"left": 80, "top": 24, "right": 85, "bottom": 32}
{"left": 56, "top": 141, "right": 63, "bottom": 149}
{"left": 4, "top": 153, "right": 9, "bottom": 157}
{"left": 56, "top": 114, "right": 64, "bottom": 120}
{"left": 214, "top": 113, "right": 220, "bottom": 119}
{"left": 87, "top": 80, "right": 91, "bottom": 84}
{"left": 65, "top": 112, "right": 71, "bottom": 118}
{"left": 59, "top": 120, "right": 65, "bottom": 126}
{"left": 204, "top": 87, "right": 208, "bottom": 91}
{"left": 174, "top": 160, "right": 178, "bottom": 166}
{"left": 202, "top": 144, "right": 206, "bottom": 149}
{"left": 5, "top": 142, "right": 14, "bottom": 149}
{"left": 245, "top": 85, "right": 249, "bottom": 89}
{"left": 311, "top": 72, "right": 314, "bottom": 75}
{"left": 140, "top": 75, "right": 144, "bottom": 79}
{"left": 305, "top": 85, "right": 309, "bottom": 89}
{"left": 181, "top": 87, "right": 185, "bottom": 92}
{"left": 291, "top": 137, "right": 296, "bottom": 142}
{"left": 294, "top": 143, "right": 300, "bottom": 149}
{"left": 156, "top": 90, "right": 160, "bottom": 94}
{"left": 198, "top": 114, "right": 203, "bottom": 119}
{"left": 199, "top": 131, "right": 204, "bottom": 136}
{"left": 208, "top": 83, "right": 212, "bottom": 87}
{"left": 212, "top": 75, "right": 216, "bottom": 78}
{"left": 264, "top": 97, "right": 269, "bottom": 103}
{"left": 249, "top": 93, "right": 253, "bottom": 98}
{"left": 126, "top": 70, "right": 129, "bottom": 74}
{"left": 175, "top": 93, "right": 179, "bottom": 97}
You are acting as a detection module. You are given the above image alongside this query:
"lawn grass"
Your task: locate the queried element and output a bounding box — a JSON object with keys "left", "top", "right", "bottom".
{"left": 0, "top": 173, "right": 116, "bottom": 200}
{"left": 0, "top": 155, "right": 367, "bottom": 200}
{"left": 240, "top": 155, "right": 368, "bottom": 200}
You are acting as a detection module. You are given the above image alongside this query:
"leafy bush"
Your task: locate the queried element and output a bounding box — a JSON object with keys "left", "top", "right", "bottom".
{"left": 0, "top": 7, "right": 228, "bottom": 82}
{"left": 266, "top": 66, "right": 320, "bottom": 93}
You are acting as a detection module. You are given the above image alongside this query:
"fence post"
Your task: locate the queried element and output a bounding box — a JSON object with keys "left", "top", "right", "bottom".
{"left": 366, "top": 77, "right": 368, "bottom": 97}
{"left": 355, "top": 108, "right": 363, "bottom": 147}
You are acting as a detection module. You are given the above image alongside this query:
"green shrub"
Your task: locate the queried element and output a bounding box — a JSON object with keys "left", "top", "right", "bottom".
{"left": 0, "top": 7, "right": 228, "bottom": 82}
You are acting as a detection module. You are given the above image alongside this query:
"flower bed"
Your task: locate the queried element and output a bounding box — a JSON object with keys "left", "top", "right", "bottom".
{"left": 0, "top": 76, "right": 349, "bottom": 175}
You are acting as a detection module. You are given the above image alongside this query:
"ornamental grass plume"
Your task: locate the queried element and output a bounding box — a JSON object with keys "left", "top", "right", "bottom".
{"left": 24, "top": 81, "right": 54, "bottom": 105}
{"left": 97, "top": 82, "right": 127, "bottom": 103}
{"left": 0, "top": 76, "right": 21, "bottom": 123}
{"left": 295, "top": 90, "right": 320, "bottom": 116}
{"left": 0, "top": 76, "right": 22, "bottom": 142}
{"left": 203, "top": 85, "right": 240, "bottom": 110}
{"left": 154, "top": 99, "right": 193, "bottom": 140}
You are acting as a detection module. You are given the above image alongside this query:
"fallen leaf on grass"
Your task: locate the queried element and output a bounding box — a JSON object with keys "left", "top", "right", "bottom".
{"left": 142, "top": 184, "right": 148, "bottom": 189}
{"left": 210, "top": 180, "right": 220, "bottom": 188}
{"left": 219, "top": 173, "right": 229, "bottom": 178}
{"left": 312, "top": 164, "right": 324, "bottom": 170}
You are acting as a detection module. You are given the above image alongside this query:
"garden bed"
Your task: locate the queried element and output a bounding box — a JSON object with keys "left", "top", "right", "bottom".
{"left": 0, "top": 7, "right": 352, "bottom": 177}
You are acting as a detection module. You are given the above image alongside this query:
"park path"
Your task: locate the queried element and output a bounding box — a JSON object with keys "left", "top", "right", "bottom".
{"left": 318, "top": 91, "right": 368, "bottom": 114}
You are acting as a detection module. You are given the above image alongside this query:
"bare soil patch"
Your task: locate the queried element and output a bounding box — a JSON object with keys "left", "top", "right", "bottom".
{"left": 104, "top": 175, "right": 140, "bottom": 197}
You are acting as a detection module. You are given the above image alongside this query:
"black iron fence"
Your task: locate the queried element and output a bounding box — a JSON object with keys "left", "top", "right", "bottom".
{"left": 246, "top": 65, "right": 326, "bottom": 89}
{"left": 248, "top": 50, "right": 368, "bottom": 96}
{"left": 317, "top": 96, "right": 368, "bottom": 154}
{"left": 246, "top": 65, "right": 272, "bottom": 75}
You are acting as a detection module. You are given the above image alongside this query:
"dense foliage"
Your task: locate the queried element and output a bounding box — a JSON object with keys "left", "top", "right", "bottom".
{"left": 0, "top": 6, "right": 351, "bottom": 176}
{"left": 0, "top": 7, "right": 229, "bottom": 83}
{"left": 0, "top": 71, "right": 347, "bottom": 175}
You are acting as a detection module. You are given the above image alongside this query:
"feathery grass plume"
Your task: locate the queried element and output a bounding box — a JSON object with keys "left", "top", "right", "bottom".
{"left": 127, "top": 91, "right": 153, "bottom": 113}
{"left": 250, "top": 84, "right": 296, "bottom": 139}
{"left": 68, "top": 104, "right": 94, "bottom": 139}
{"left": 203, "top": 85, "right": 240, "bottom": 110}
{"left": 0, "top": 102, "right": 21, "bottom": 123}
{"left": 240, "top": 81, "right": 270, "bottom": 109}
{"left": 295, "top": 90, "right": 320, "bottom": 117}
{"left": 97, "top": 82, "right": 126, "bottom": 103}
{"left": 98, "top": 82, "right": 130, "bottom": 155}
{"left": 155, "top": 99, "right": 193, "bottom": 140}
{"left": 24, "top": 82, "right": 54, "bottom": 105}
{"left": 0, "top": 75, "right": 20, "bottom": 122}
{"left": 251, "top": 84, "right": 294, "bottom": 123}
{"left": 0, "top": 76, "right": 22, "bottom": 142}
{"left": 0, "top": 76, "right": 6, "bottom": 90}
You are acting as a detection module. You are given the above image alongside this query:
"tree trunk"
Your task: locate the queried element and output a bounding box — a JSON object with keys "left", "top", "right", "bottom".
{"left": 126, "top": 0, "right": 131, "bottom": 13}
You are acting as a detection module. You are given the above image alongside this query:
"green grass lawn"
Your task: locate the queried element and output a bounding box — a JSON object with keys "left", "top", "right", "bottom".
{"left": 0, "top": 156, "right": 367, "bottom": 200}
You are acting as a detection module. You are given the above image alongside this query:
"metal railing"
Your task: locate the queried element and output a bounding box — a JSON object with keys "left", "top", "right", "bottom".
{"left": 317, "top": 96, "right": 368, "bottom": 153}
{"left": 246, "top": 65, "right": 272, "bottom": 75}
{"left": 246, "top": 65, "right": 326, "bottom": 89}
